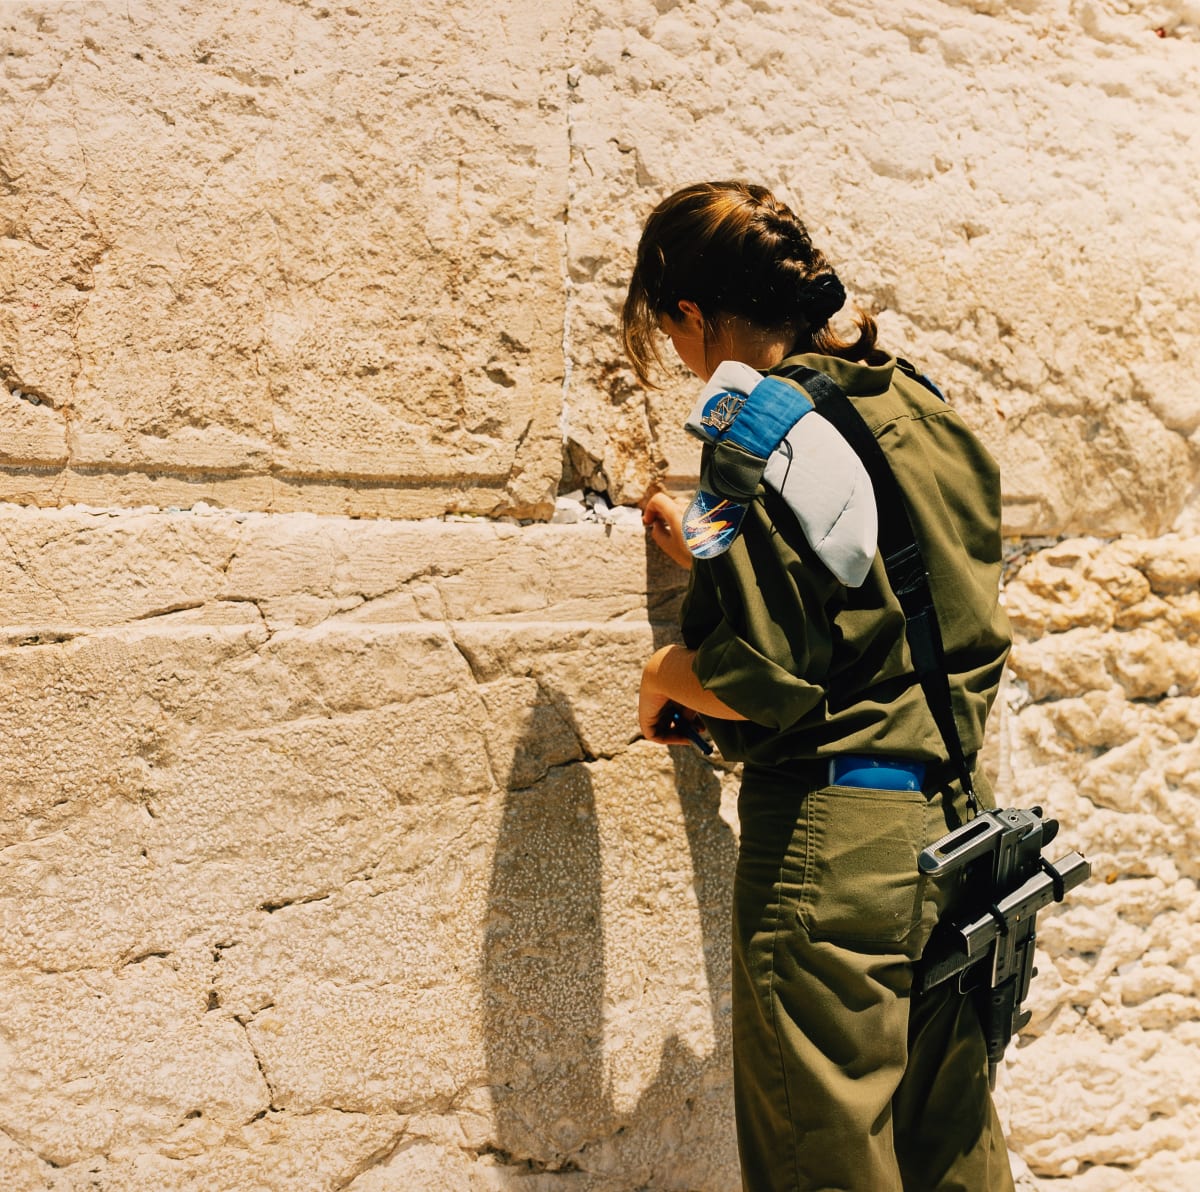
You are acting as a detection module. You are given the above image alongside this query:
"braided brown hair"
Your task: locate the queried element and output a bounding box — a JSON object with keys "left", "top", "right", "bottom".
{"left": 622, "top": 181, "right": 879, "bottom": 386}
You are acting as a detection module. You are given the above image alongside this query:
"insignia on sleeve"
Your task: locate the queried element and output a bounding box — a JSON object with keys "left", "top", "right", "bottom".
{"left": 700, "top": 392, "right": 745, "bottom": 434}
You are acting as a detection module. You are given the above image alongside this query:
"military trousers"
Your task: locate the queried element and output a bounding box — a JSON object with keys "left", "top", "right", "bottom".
{"left": 732, "top": 766, "right": 1016, "bottom": 1192}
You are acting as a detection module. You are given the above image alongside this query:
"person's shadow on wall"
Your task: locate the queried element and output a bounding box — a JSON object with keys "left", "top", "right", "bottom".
{"left": 480, "top": 536, "right": 739, "bottom": 1185}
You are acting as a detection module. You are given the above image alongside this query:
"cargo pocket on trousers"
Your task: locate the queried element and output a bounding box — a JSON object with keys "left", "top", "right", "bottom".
{"left": 798, "top": 785, "right": 929, "bottom": 948}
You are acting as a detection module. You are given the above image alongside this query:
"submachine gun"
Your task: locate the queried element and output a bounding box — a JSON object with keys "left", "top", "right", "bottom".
{"left": 774, "top": 362, "right": 1092, "bottom": 1087}
{"left": 915, "top": 807, "right": 1090, "bottom": 1087}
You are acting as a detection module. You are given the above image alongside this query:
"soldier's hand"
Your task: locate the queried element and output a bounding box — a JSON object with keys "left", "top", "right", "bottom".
{"left": 642, "top": 492, "right": 692, "bottom": 570}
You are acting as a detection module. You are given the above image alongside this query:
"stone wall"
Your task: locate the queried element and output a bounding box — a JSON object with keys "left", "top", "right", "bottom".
{"left": 2, "top": 1, "right": 1199, "bottom": 1189}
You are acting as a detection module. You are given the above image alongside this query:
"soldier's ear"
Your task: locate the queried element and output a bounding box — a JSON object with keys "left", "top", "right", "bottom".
{"left": 674, "top": 299, "right": 706, "bottom": 333}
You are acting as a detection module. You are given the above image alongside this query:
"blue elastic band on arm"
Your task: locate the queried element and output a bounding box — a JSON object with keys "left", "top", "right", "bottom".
{"left": 723, "top": 377, "right": 814, "bottom": 456}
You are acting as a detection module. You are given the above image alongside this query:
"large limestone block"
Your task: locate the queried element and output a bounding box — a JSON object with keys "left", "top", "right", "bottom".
{"left": 1, "top": 507, "right": 752, "bottom": 1189}
{"left": 995, "top": 535, "right": 1200, "bottom": 1187}
{"left": 563, "top": 0, "right": 1200, "bottom": 534}
{"left": 2, "top": 1107, "right": 411, "bottom": 1192}
{"left": 0, "top": 945, "right": 268, "bottom": 1168}
{"left": 0, "top": 0, "right": 569, "bottom": 518}
{"left": 482, "top": 745, "right": 739, "bottom": 1185}
{"left": 7, "top": 0, "right": 1198, "bottom": 536}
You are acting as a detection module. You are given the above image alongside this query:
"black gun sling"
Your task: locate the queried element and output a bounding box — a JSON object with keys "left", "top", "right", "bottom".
{"left": 762, "top": 365, "right": 1091, "bottom": 1087}
{"left": 771, "top": 362, "right": 981, "bottom": 814}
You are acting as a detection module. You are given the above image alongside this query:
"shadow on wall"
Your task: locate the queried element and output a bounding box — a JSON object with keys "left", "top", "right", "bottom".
{"left": 479, "top": 539, "right": 739, "bottom": 1186}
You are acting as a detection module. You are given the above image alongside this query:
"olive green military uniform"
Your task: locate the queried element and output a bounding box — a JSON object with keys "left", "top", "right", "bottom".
{"left": 681, "top": 352, "right": 1016, "bottom": 1191}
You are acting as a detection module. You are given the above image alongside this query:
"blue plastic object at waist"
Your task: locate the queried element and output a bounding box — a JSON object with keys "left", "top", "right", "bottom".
{"left": 828, "top": 755, "right": 926, "bottom": 791}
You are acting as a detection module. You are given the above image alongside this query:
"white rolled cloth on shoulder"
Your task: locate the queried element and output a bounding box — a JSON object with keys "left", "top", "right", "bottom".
{"left": 682, "top": 360, "right": 879, "bottom": 587}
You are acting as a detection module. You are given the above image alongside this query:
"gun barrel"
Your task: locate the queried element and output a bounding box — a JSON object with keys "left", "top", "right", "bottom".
{"left": 959, "top": 851, "right": 1090, "bottom": 950}
{"left": 916, "top": 851, "right": 1090, "bottom": 995}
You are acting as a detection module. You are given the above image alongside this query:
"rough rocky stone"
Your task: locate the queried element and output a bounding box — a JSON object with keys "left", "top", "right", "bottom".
{"left": 996, "top": 535, "right": 1200, "bottom": 1190}
{"left": 5, "top": 506, "right": 1199, "bottom": 1188}
{"left": 5, "top": 1, "right": 1198, "bottom": 531}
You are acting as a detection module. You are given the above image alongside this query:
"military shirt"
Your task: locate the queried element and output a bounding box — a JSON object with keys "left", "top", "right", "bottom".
{"left": 680, "top": 351, "right": 1012, "bottom": 769}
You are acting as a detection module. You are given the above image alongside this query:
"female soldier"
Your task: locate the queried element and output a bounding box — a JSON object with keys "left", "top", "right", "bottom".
{"left": 623, "top": 181, "right": 1015, "bottom": 1191}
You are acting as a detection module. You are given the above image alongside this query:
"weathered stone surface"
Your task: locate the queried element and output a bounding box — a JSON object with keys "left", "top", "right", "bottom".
{"left": 0, "top": 0, "right": 569, "bottom": 518}
{"left": 5, "top": 1, "right": 1199, "bottom": 532}
{"left": 0, "top": 946, "right": 267, "bottom": 1168}
{"left": 10, "top": 508, "right": 1200, "bottom": 1188}
{"left": 0, "top": 509, "right": 749, "bottom": 1189}
{"left": 55, "top": 1109, "right": 409, "bottom": 1192}
{"left": 995, "top": 536, "right": 1200, "bottom": 1188}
